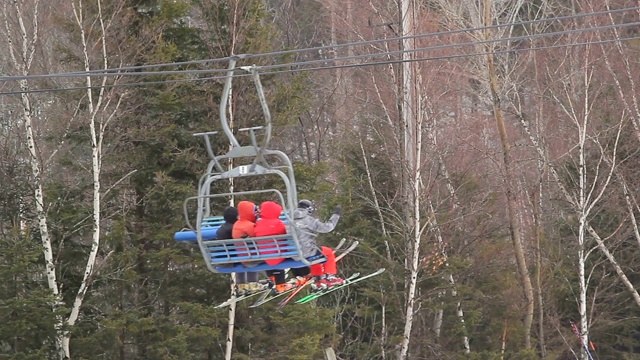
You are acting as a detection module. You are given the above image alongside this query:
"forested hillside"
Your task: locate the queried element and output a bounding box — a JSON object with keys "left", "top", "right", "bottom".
{"left": 1, "top": 0, "right": 640, "bottom": 359}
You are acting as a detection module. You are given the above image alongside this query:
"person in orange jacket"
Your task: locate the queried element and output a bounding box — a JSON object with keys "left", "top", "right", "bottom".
{"left": 254, "top": 200, "right": 290, "bottom": 293}
{"left": 231, "top": 201, "right": 263, "bottom": 295}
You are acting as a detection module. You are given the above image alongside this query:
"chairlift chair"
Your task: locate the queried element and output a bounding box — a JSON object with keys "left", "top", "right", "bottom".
{"left": 174, "top": 56, "right": 326, "bottom": 273}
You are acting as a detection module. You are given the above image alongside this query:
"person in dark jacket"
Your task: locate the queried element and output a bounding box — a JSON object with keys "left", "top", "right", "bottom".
{"left": 217, "top": 204, "right": 262, "bottom": 296}
{"left": 216, "top": 206, "right": 238, "bottom": 240}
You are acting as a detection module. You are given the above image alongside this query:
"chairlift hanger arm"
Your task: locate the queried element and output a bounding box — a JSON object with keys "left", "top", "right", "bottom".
{"left": 219, "top": 58, "right": 240, "bottom": 148}
{"left": 193, "top": 131, "right": 224, "bottom": 173}
{"left": 241, "top": 66, "right": 272, "bottom": 172}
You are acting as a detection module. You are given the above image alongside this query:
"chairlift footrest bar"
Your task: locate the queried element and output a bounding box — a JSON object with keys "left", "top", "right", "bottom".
{"left": 214, "top": 254, "right": 326, "bottom": 273}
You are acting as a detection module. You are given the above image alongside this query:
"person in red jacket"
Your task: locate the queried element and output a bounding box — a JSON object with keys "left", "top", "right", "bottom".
{"left": 254, "top": 200, "right": 291, "bottom": 293}
{"left": 231, "top": 201, "right": 263, "bottom": 295}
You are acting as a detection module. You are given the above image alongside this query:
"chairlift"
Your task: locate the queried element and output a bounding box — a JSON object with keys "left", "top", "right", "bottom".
{"left": 174, "top": 56, "right": 326, "bottom": 273}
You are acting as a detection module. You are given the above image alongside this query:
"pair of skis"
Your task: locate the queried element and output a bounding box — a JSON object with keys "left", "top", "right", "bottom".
{"left": 260, "top": 267, "right": 386, "bottom": 308}
{"left": 216, "top": 238, "right": 356, "bottom": 309}
{"left": 250, "top": 240, "right": 361, "bottom": 308}
{"left": 294, "top": 268, "right": 386, "bottom": 304}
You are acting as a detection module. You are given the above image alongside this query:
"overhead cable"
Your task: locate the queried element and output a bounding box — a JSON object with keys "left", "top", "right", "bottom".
{"left": 0, "top": 5, "right": 637, "bottom": 82}
{"left": 1, "top": 33, "right": 637, "bottom": 96}
{"left": 0, "top": 17, "right": 637, "bottom": 84}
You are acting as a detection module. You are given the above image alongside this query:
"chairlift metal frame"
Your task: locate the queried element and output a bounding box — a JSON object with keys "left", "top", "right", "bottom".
{"left": 175, "top": 56, "right": 321, "bottom": 273}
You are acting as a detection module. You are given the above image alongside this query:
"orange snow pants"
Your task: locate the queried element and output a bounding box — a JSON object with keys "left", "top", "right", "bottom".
{"left": 310, "top": 246, "right": 337, "bottom": 277}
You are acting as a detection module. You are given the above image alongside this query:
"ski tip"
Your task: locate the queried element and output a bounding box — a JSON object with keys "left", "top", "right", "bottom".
{"left": 215, "top": 299, "right": 236, "bottom": 308}
{"left": 215, "top": 296, "right": 239, "bottom": 308}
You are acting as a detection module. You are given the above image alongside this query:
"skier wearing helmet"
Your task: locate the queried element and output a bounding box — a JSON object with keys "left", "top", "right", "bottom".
{"left": 289, "top": 199, "right": 345, "bottom": 290}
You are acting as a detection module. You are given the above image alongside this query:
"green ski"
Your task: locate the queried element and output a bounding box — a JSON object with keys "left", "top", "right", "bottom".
{"left": 251, "top": 240, "right": 361, "bottom": 309}
{"left": 296, "top": 268, "right": 386, "bottom": 304}
{"left": 295, "top": 272, "right": 362, "bottom": 304}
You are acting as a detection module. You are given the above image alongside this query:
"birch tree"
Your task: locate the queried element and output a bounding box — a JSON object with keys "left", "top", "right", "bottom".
{"left": 59, "top": 0, "right": 124, "bottom": 356}
{"left": 397, "top": 0, "right": 424, "bottom": 358}
{"left": 547, "top": 38, "right": 625, "bottom": 358}
{"left": 0, "top": 1, "right": 68, "bottom": 357}
{"left": 518, "top": 65, "right": 640, "bottom": 345}
{"left": 510, "top": 3, "right": 640, "bottom": 356}
{"left": 2, "top": 0, "right": 127, "bottom": 357}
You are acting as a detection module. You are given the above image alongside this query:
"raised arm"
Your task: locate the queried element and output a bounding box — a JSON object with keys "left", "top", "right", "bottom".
{"left": 307, "top": 206, "right": 341, "bottom": 233}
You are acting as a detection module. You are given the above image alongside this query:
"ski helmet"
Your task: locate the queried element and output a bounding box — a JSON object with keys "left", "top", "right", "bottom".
{"left": 297, "top": 199, "right": 315, "bottom": 213}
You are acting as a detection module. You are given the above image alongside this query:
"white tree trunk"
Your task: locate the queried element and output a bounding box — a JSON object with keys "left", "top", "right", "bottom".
{"left": 433, "top": 307, "right": 443, "bottom": 340}
{"left": 359, "top": 138, "right": 388, "bottom": 237}
{"left": 399, "top": 145, "right": 422, "bottom": 360}
{"left": 224, "top": 83, "right": 237, "bottom": 360}
{"left": 18, "top": 90, "right": 55, "bottom": 292}
{"left": 453, "top": 281, "right": 470, "bottom": 353}
{"left": 2, "top": 1, "right": 66, "bottom": 357}
{"left": 226, "top": 291, "right": 237, "bottom": 360}
{"left": 577, "top": 110, "right": 588, "bottom": 357}
{"left": 576, "top": 49, "right": 591, "bottom": 360}
{"left": 62, "top": 1, "right": 123, "bottom": 356}
{"left": 549, "top": 42, "right": 625, "bottom": 357}
{"left": 578, "top": 216, "right": 589, "bottom": 360}
{"left": 381, "top": 300, "right": 387, "bottom": 359}
{"left": 398, "top": 0, "right": 421, "bottom": 359}
{"left": 20, "top": 82, "right": 66, "bottom": 358}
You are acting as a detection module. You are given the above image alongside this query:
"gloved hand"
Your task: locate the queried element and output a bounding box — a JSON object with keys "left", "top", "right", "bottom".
{"left": 333, "top": 205, "right": 342, "bottom": 215}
